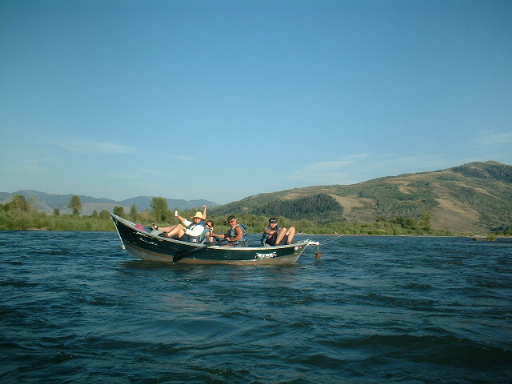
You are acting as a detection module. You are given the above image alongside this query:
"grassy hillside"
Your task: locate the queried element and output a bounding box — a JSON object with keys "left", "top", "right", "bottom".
{"left": 212, "top": 161, "right": 512, "bottom": 234}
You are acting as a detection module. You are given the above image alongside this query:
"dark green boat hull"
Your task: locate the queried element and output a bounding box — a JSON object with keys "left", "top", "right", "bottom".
{"left": 112, "top": 214, "right": 310, "bottom": 265}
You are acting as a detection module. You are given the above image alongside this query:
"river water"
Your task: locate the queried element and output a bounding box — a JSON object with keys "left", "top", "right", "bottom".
{"left": 1, "top": 231, "right": 511, "bottom": 383}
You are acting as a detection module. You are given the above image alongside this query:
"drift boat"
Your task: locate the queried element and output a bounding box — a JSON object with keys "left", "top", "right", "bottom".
{"left": 111, "top": 214, "right": 319, "bottom": 265}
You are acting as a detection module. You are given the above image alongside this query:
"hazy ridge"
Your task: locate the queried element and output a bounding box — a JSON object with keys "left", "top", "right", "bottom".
{"left": 0, "top": 190, "right": 217, "bottom": 215}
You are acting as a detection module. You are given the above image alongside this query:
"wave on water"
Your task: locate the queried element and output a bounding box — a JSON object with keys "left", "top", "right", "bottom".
{"left": 1, "top": 232, "right": 511, "bottom": 383}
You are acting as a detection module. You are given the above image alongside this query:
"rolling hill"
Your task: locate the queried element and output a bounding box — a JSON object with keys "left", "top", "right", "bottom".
{"left": 211, "top": 161, "right": 512, "bottom": 233}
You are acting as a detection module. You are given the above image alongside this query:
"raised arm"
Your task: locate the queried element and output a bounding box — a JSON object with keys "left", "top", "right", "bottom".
{"left": 175, "top": 211, "right": 189, "bottom": 227}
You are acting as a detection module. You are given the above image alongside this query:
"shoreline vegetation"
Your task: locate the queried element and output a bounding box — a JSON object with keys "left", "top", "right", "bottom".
{"left": 1, "top": 195, "right": 511, "bottom": 238}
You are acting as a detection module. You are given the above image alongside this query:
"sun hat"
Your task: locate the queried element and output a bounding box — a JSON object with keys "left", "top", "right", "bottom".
{"left": 192, "top": 211, "right": 204, "bottom": 219}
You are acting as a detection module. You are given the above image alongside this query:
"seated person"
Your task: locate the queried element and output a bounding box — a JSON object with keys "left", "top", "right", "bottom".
{"left": 213, "top": 215, "right": 247, "bottom": 246}
{"left": 261, "top": 217, "right": 296, "bottom": 246}
{"left": 205, "top": 220, "right": 216, "bottom": 243}
{"left": 153, "top": 205, "right": 207, "bottom": 233}
{"left": 153, "top": 211, "right": 206, "bottom": 243}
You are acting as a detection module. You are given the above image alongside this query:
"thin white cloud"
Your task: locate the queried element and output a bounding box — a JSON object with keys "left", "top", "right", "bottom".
{"left": 345, "top": 153, "right": 369, "bottom": 161}
{"left": 95, "top": 142, "right": 135, "bottom": 154}
{"left": 58, "top": 140, "right": 136, "bottom": 154}
{"left": 288, "top": 153, "right": 472, "bottom": 187}
{"left": 173, "top": 155, "right": 193, "bottom": 161}
{"left": 478, "top": 131, "right": 512, "bottom": 145}
{"left": 290, "top": 154, "right": 368, "bottom": 184}
{"left": 20, "top": 159, "right": 48, "bottom": 172}
{"left": 299, "top": 160, "right": 353, "bottom": 173}
{"left": 112, "top": 168, "right": 164, "bottom": 180}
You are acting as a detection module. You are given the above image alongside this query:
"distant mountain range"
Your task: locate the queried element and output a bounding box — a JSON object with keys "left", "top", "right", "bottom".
{"left": 4, "top": 161, "right": 512, "bottom": 233}
{"left": 0, "top": 190, "right": 217, "bottom": 215}
{"left": 211, "top": 161, "right": 512, "bottom": 233}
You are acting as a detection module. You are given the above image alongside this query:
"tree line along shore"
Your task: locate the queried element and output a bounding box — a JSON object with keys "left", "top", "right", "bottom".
{"left": 1, "top": 195, "right": 511, "bottom": 238}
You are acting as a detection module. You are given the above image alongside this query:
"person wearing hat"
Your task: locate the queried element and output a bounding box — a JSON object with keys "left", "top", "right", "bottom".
{"left": 153, "top": 206, "right": 207, "bottom": 242}
{"left": 261, "top": 217, "right": 296, "bottom": 246}
{"left": 213, "top": 215, "right": 247, "bottom": 246}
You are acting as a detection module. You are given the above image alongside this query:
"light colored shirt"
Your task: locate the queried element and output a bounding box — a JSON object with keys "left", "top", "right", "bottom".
{"left": 183, "top": 219, "right": 205, "bottom": 237}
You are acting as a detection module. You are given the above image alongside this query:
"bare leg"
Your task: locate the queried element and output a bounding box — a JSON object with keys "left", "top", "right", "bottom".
{"left": 158, "top": 224, "right": 178, "bottom": 233}
{"left": 275, "top": 227, "right": 288, "bottom": 245}
{"left": 286, "top": 226, "right": 296, "bottom": 244}
{"left": 165, "top": 225, "right": 185, "bottom": 238}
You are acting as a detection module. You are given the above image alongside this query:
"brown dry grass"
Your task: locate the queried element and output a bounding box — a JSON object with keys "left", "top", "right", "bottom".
{"left": 398, "top": 185, "right": 415, "bottom": 194}
{"left": 431, "top": 198, "right": 483, "bottom": 233}
{"left": 452, "top": 181, "right": 496, "bottom": 198}
{"left": 282, "top": 192, "right": 306, "bottom": 200}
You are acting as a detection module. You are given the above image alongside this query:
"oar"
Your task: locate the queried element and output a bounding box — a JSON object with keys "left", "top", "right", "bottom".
{"left": 172, "top": 243, "right": 209, "bottom": 263}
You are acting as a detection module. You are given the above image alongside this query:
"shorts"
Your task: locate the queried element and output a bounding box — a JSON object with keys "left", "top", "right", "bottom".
{"left": 265, "top": 233, "right": 281, "bottom": 246}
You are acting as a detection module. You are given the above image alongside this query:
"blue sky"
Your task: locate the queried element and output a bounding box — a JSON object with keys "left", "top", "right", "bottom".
{"left": 1, "top": 0, "right": 511, "bottom": 204}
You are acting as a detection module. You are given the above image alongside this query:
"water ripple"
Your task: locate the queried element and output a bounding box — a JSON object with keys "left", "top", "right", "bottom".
{"left": 1, "top": 232, "right": 511, "bottom": 383}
